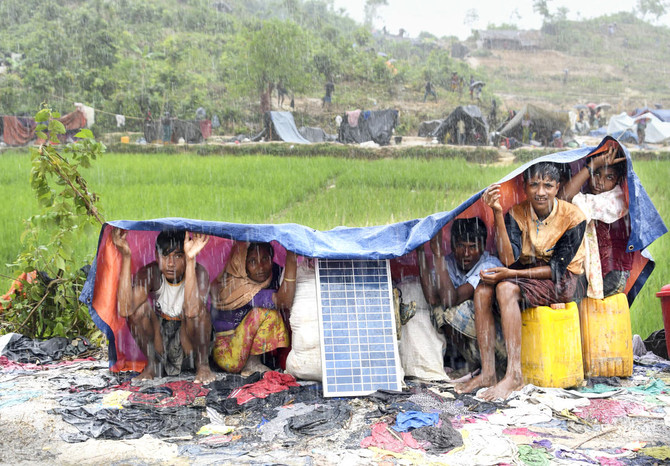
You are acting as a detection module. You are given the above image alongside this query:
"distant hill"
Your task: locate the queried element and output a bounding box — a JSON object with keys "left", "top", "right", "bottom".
{"left": 0, "top": 1, "right": 667, "bottom": 137}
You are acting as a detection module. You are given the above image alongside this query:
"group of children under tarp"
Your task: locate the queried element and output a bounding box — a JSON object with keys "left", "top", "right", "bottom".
{"left": 109, "top": 140, "right": 632, "bottom": 400}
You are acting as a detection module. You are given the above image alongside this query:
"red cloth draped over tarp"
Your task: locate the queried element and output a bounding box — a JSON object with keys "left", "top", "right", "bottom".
{"left": 3, "top": 116, "right": 36, "bottom": 145}
{"left": 3, "top": 110, "right": 86, "bottom": 146}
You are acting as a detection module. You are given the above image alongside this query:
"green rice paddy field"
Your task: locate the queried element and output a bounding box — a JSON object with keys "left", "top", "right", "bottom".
{"left": 0, "top": 151, "right": 668, "bottom": 338}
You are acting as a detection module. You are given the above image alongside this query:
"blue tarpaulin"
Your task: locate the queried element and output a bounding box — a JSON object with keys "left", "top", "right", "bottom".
{"left": 80, "top": 136, "right": 666, "bottom": 372}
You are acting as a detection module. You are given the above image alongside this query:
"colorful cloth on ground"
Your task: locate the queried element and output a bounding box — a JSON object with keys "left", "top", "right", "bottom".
{"left": 121, "top": 380, "right": 209, "bottom": 408}
{"left": 393, "top": 411, "right": 440, "bottom": 432}
{"left": 574, "top": 399, "right": 648, "bottom": 423}
{"left": 229, "top": 371, "right": 299, "bottom": 405}
{"left": 212, "top": 307, "right": 289, "bottom": 373}
{"left": 360, "top": 422, "right": 421, "bottom": 453}
{"left": 517, "top": 444, "right": 552, "bottom": 466}
{"left": 573, "top": 185, "right": 629, "bottom": 298}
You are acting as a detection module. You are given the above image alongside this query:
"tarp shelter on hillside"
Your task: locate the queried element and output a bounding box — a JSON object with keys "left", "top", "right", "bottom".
{"left": 608, "top": 112, "right": 670, "bottom": 144}
{"left": 143, "top": 119, "right": 208, "bottom": 144}
{"left": 417, "top": 120, "right": 442, "bottom": 137}
{"left": 80, "top": 136, "right": 666, "bottom": 374}
{"left": 263, "top": 112, "right": 310, "bottom": 144}
{"left": 499, "top": 104, "right": 570, "bottom": 146}
{"left": 432, "top": 106, "right": 488, "bottom": 145}
{"left": 338, "top": 109, "right": 398, "bottom": 146}
{"left": 1, "top": 110, "right": 87, "bottom": 146}
{"left": 298, "top": 126, "right": 334, "bottom": 143}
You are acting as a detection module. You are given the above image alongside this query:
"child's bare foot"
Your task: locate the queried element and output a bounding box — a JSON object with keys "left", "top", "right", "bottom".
{"left": 454, "top": 373, "right": 496, "bottom": 394}
{"left": 479, "top": 374, "right": 524, "bottom": 401}
{"left": 194, "top": 366, "right": 216, "bottom": 384}
{"left": 240, "top": 355, "right": 270, "bottom": 377}
{"left": 134, "top": 365, "right": 157, "bottom": 381}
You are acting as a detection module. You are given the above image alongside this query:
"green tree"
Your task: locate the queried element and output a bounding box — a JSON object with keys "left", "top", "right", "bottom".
{"left": 227, "top": 19, "right": 314, "bottom": 113}
{"left": 5, "top": 106, "right": 106, "bottom": 339}
{"left": 364, "top": 0, "right": 388, "bottom": 27}
{"left": 637, "top": 0, "right": 668, "bottom": 20}
{"left": 533, "top": 0, "right": 553, "bottom": 21}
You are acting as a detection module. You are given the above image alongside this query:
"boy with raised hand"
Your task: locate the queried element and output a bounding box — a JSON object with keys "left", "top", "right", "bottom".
{"left": 561, "top": 144, "right": 631, "bottom": 299}
{"left": 456, "top": 162, "right": 586, "bottom": 400}
{"left": 113, "top": 228, "right": 215, "bottom": 384}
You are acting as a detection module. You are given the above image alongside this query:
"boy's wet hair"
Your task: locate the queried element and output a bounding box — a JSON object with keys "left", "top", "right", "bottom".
{"left": 523, "top": 162, "right": 561, "bottom": 183}
{"left": 155, "top": 230, "right": 185, "bottom": 255}
{"left": 451, "top": 217, "right": 487, "bottom": 250}
{"left": 247, "top": 242, "right": 274, "bottom": 259}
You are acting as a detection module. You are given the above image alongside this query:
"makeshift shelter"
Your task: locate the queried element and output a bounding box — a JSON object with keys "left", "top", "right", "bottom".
{"left": 298, "top": 126, "right": 334, "bottom": 143}
{"left": 608, "top": 112, "right": 670, "bottom": 144}
{"left": 143, "top": 118, "right": 205, "bottom": 144}
{"left": 81, "top": 136, "right": 665, "bottom": 374}
{"left": 498, "top": 104, "right": 570, "bottom": 145}
{"left": 431, "top": 105, "right": 488, "bottom": 145}
{"left": 633, "top": 107, "right": 670, "bottom": 122}
{"left": 417, "top": 120, "right": 442, "bottom": 137}
{"left": 337, "top": 109, "right": 398, "bottom": 146}
{"left": 263, "top": 111, "right": 310, "bottom": 144}
{"left": 2, "top": 110, "right": 86, "bottom": 146}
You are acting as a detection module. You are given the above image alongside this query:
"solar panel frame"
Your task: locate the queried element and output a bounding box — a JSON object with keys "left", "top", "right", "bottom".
{"left": 315, "top": 258, "right": 402, "bottom": 397}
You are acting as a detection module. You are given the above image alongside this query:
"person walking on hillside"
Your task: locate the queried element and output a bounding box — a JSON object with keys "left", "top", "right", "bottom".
{"left": 322, "top": 80, "right": 335, "bottom": 110}
{"left": 521, "top": 113, "right": 532, "bottom": 144}
{"left": 277, "top": 81, "right": 289, "bottom": 108}
{"left": 489, "top": 99, "right": 498, "bottom": 130}
{"left": 423, "top": 81, "right": 437, "bottom": 102}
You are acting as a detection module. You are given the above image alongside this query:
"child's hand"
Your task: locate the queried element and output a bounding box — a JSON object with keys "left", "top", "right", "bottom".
{"left": 184, "top": 232, "right": 210, "bottom": 260}
{"left": 479, "top": 267, "right": 507, "bottom": 284}
{"left": 111, "top": 228, "right": 132, "bottom": 257}
{"left": 590, "top": 145, "right": 626, "bottom": 171}
{"left": 482, "top": 184, "right": 503, "bottom": 213}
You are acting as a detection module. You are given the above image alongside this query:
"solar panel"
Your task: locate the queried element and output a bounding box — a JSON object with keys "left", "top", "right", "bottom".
{"left": 316, "top": 258, "right": 402, "bottom": 397}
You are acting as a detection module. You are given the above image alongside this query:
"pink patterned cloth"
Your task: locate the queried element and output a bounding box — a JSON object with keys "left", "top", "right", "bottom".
{"left": 346, "top": 109, "right": 361, "bottom": 127}
{"left": 360, "top": 422, "right": 422, "bottom": 453}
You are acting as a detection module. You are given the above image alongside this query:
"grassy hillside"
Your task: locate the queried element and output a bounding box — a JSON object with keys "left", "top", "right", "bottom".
{"left": 1, "top": 2, "right": 668, "bottom": 138}
{"left": 470, "top": 12, "right": 670, "bottom": 112}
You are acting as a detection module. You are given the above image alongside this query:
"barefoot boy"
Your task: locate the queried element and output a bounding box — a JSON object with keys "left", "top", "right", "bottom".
{"left": 113, "top": 228, "right": 215, "bottom": 384}
{"left": 457, "top": 162, "right": 586, "bottom": 400}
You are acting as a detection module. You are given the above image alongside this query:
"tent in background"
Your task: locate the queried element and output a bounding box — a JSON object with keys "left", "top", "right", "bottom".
{"left": 431, "top": 105, "right": 488, "bottom": 145}
{"left": 338, "top": 109, "right": 398, "bottom": 146}
{"left": 417, "top": 119, "right": 442, "bottom": 137}
{"left": 633, "top": 107, "right": 670, "bottom": 122}
{"left": 263, "top": 111, "right": 311, "bottom": 144}
{"left": 298, "top": 126, "right": 335, "bottom": 143}
{"left": 80, "top": 136, "right": 666, "bottom": 373}
{"left": 499, "top": 103, "right": 570, "bottom": 145}
{"left": 608, "top": 112, "right": 670, "bottom": 144}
